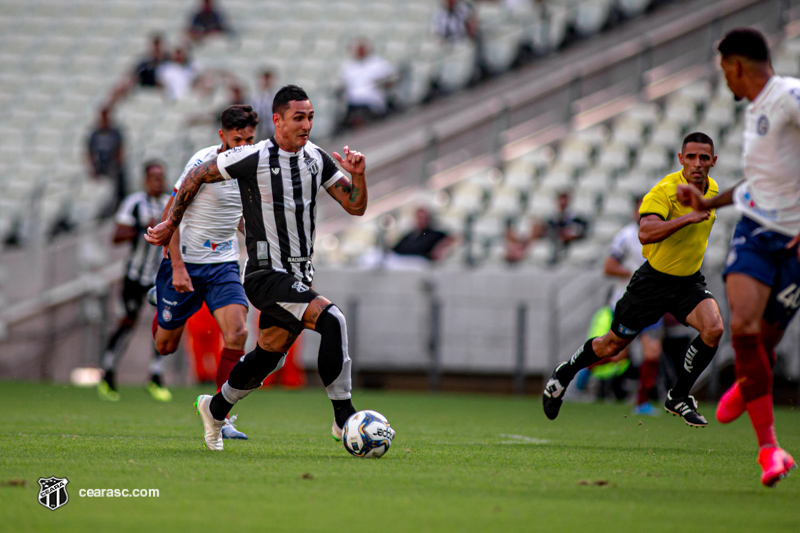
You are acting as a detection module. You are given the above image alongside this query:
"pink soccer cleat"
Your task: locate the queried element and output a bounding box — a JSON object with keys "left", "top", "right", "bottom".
{"left": 758, "top": 447, "right": 797, "bottom": 488}
{"left": 716, "top": 382, "right": 746, "bottom": 424}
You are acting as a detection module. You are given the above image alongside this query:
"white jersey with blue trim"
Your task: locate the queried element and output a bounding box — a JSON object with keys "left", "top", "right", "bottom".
{"left": 607, "top": 221, "right": 644, "bottom": 306}
{"left": 173, "top": 144, "right": 242, "bottom": 263}
{"left": 735, "top": 75, "right": 800, "bottom": 236}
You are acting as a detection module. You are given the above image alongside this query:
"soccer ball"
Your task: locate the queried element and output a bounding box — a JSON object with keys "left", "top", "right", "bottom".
{"left": 342, "top": 410, "right": 395, "bottom": 458}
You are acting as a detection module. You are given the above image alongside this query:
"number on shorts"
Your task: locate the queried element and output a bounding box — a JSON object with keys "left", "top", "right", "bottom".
{"left": 777, "top": 284, "right": 800, "bottom": 310}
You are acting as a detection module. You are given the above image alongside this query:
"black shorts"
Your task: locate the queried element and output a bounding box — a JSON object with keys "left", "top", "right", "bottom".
{"left": 611, "top": 261, "right": 715, "bottom": 339}
{"left": 243, "top": 269, "right": 320, "bottom": 335}
{"left": 121, "top": 277, "right": 152, "bottom": 321}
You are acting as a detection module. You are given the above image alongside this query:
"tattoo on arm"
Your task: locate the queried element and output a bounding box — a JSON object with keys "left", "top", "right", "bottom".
{"left": 168, "top": 159, "right": 223, "bottom": 227}
{"left": 333, "top": 178, "right": 361, "bottom": 204}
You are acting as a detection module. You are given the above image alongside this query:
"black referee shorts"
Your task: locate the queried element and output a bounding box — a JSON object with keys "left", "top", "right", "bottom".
{"left": 610, "top": 261, "right": 715, "bottom": 339}
{"left": 243, "top": 269, "right": 320, "bottom": 335}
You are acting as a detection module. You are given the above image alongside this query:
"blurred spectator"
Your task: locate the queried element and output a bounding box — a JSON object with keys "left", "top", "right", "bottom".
{"left": 134, "top": 34, "right": 168, "bottom": 89}
{"left": 157, "top": 46, "right": 200, "bottom": 101}
{"left": 107, "top": 34, "right": 168, "bottom": 107}
{"left": 432, "top": 0, "right": 479, "bottom": 42}
{"left": 392, "top": 207, "right": 456, "bottom": 262}
{"left": 187, "top": 0, "right": 232, "bottom": 42}
{"left": 505, "top": 190, "right": 589, "bottom": 264}
{"left": 251, "top": 69, "right": 276, "bottom": 140}
{"left": 339, "top": 39, "right": 398, "bottom": 129}
{"left": 536, "top": 190, "right": 589, "bottom": 263}
{"left": 86, "top": 107, "right": 126, "bottom": 209}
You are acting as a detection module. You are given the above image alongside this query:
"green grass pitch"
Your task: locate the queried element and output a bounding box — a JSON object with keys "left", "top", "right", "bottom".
{"left": 1, "top": 381, "right": 799, "bottom": 532}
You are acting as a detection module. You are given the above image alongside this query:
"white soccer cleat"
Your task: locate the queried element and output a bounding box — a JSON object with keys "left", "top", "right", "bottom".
{"left": 331, "top": 419, "right": 343, "bottom": 442}
{"left": 194, "top": 395, "right": 225, "bottom": 451}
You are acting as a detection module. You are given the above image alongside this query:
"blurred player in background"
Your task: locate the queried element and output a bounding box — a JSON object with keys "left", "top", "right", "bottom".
{"left": 544, "top": 133, "right": 724, "bottom": 427}
{"left": 98, "top": 161, "right": 171, "bottom": 402}
{"left": 146, "top": 85, "right": 368, "bottom": 451}
{"left": 585, "top": 196, "right": 664, "bottom": 413}
{"left": 679, "top": 28, "right": 800, "bottom": 487}
{"left": 151, "top": 104, "right": 258, "bottom": 440}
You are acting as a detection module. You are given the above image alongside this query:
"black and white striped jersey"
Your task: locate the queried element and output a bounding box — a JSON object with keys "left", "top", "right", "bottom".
{"left": 216, "top": 137, "right": 344, "bottom": 283}
{"left": 115, "top": 191, "right": 170, "bottom": 286}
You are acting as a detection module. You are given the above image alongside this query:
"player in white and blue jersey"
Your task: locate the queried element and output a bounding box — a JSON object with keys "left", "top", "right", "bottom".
{"left": 679, "top": 28, "right": 800, "bottom": 487}
{"left": 152, "top": 105, "right": 258, "bottom": 439}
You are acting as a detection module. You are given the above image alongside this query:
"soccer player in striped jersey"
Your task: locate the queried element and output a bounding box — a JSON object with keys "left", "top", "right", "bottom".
{"left": 151, "top": 105, "right": 258, "bottom": 439}
{"left": 679, "top": 28, "right": 799, "bottom": 486}
{"left": 543, "top": 132, "right": 725, "bottom": 428}
{"left": 98, "top": 161, "right": 171, "bottom": 402}
{"left": 146, "top": 85, "right": 367, "bottom": 451}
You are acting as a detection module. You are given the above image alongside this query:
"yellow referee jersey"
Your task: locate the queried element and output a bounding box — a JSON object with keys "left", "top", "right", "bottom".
{"left": 639, "top": 170, "right": 718, "bottom": 276}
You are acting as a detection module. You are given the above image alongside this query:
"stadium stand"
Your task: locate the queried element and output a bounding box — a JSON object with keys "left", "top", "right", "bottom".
{"left": 2, "top": 0, "right": 800, "bottom": 393}
{"left": 0, "top": 0, "right": 681, "bottom": 248}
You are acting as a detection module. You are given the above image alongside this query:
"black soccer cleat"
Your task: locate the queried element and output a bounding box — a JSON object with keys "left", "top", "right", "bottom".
{"left": 542, "top": 363, "right": 568, "bottom": 420}
{"left": 664, "top": 391, "right": 708, "bottom": 428}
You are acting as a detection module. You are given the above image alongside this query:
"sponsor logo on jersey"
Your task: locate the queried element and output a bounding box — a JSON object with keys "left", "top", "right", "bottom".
{"left": 757, "top": 114, "right": 769, "bottom": 136}
{"left": 203, "top": 239, "right": 233, "bottom": 252}
{"left": 287, "top": 256, "right": 312, "bottom": 263}
{"left": 292, "top": 281, "right": 310, "bottom": 293}
{"left": 162, "top": 308, "right": 172, "bottom": 322}
{"left": 38, "top": 476, "right": 69, "bottom": 511}
{"left": 271, "top": 167, "right": 280, "bottom": 174}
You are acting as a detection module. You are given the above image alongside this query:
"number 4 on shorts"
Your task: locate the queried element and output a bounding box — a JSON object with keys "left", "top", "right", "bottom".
{"left": 777, "top": 284, "right": 800, "bottom": 309}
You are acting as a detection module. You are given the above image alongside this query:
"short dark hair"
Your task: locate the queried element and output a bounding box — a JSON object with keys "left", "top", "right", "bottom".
{"left": 220, "top": 104, "right": 259, "bottom": 131}
{"left": 682, "top": 132, "right": 714, "bottom": 153}
{"left": 272, "top": 85, "right": 309, "bottom": 116}
{"left": 718, "top": 28, "right": 770, "bottom": 63}
{"left": 143, "top": 159, "right": 165, "bottom": 176}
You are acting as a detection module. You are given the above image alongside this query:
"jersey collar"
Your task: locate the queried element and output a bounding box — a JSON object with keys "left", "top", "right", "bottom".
{"left": 751, "top": 76, "right": 778, "bottom": 113}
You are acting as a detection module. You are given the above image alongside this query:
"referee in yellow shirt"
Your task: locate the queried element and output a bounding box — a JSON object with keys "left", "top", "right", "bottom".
{"left": 543, "top": 132, "right": 725, "bottom": 427}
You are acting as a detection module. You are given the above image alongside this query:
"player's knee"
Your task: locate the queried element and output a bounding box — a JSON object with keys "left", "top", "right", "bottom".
{"left": 154, "top": 338, "right": 179, "bottom": 355}
{"left": 223, "top": 325, "right": 248, "bottom": 349}
{"left": 729, "top": 314, "right": 760, "bottom": 336}
{"left": 703, "top": 321, "right": 724, "bottom": 346}
{"left": 315, "top": 304, "right": 346, "bottom": 337}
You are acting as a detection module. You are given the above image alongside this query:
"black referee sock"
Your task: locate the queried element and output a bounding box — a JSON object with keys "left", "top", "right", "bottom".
{"left": 670, "top": 335, "right": 717, "bottom": 398}
{"left": 556, "top": 338, "right": 602, "bottom": 385}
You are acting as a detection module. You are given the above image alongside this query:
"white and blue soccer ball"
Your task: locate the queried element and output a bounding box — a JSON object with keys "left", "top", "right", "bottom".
{"left": 342, "top": 410, "right": 395, "bottom": 458}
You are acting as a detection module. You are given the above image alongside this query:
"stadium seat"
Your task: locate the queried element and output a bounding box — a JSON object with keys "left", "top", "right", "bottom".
{"left": 482, "top": 25, "right": 524, "bottom": 75}
{"left": 649, "top": 120, "right": 683, "bottom": 149}
{"left": 537, "top": 164, "right": 575, "bottom": 194}
{"left": 486, "top": 186, "right": 525, "bottom": 218}
{"left": 573, "top": 0, "right": 612, "bottom": 39}
{"left": 595, "top": 141, "right": 631, "bottom": 174}
{"left": 576, "top": 168, "right": 612, "bottom": 195}
{"left": 617, "top": 0, "right": 651, "bottom": 18}
{"left": 555, "top": 136, "right": 593, "bottom": 171}
{"left": 436, "top": 41, "right": 478, "bottom": 94}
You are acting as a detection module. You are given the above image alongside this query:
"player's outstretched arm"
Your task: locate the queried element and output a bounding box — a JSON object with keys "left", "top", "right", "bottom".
{"left": 676, "top": 182, "right": 738, "bottom": 211}
{"left": 145, "top": 159, "right": 225, "bottom": 246}
{"left": 327, "top": 146, "right": 367, "bottom": 216}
